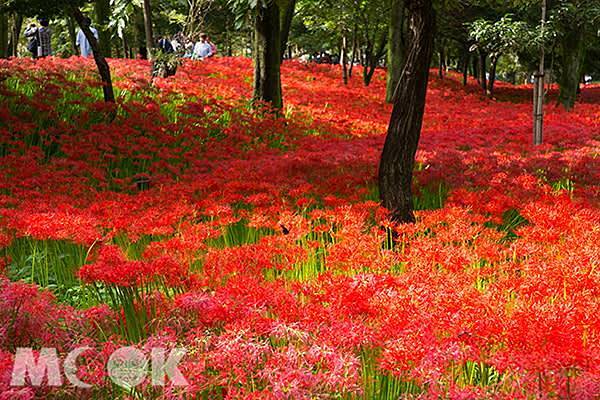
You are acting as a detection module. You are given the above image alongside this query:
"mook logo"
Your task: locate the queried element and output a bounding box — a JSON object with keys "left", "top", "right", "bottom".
{"left": 10, "top": 347, "right": 188, "bottom": 389}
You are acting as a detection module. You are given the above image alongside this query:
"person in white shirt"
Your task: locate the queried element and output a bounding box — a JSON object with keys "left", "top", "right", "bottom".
{"left": 193, "top": 34, "right": 213, "bottom": 60}
{"left": 76, "top": 17, "right": 99, "bottom": 58}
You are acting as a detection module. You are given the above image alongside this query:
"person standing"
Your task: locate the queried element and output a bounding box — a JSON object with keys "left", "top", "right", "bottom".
{"left": 157, "top": 36, "right": 174, "bottom": 53}
{"left": 76, "top": 17, "right": 99, "bottom": 58}
{"left": 24, "top": 18, "right": 52, "bottom": 58}
{"left": 193, "top": 34, "right": 213, "bottom": 60}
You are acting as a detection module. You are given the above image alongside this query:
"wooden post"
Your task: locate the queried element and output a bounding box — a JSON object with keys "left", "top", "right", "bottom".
{"left": 533, "top": 0, "right": 546, "bottom": 145}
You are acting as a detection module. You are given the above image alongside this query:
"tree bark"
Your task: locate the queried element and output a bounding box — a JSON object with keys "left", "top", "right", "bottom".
{"left": 8, "top": 13, "right": 22, "bottom": 57}
{"left": 142, "top": 0, "right": 154, "bottom": 59}
{"left": 363, "top": 30, "right": 387, "bottom": 86}
{"left": 253, "top": 1, "right": 283, "bottom": 110}
{"left": 67, "top": 16, "right": 77, "bottom": 55}
{"left": 386, "top": 0, "right": 405, "bottom": 103}
{"left": 477, "top": 50, "right": 487, "bottom": 94}
{"left": 341, "top": 34, "right": 348, "bottom": 85}
{"left": 0, "top": 12, "right": 8, "bottom": 58}
{"left": 487, "top": 54, "right": 498, "bottom": 97}
{"left": 70, "top": 7, "right": 115, "bottom": 103}
{"left": 378, "top": 0, "right": 435, "bottom": 224}
{"left": 348, "top": 26, "right": 357, "bottom": 78}
{"left": 557, "top": 26, "right": 585, "bottom": 110}
{"left": 279, "top": 0, "right": 296, "bottom": 61}
{"left": 438, "top": 39, "right": 445, "bottom": 79}
{"left": 94, "top": 0, "right": 112, "bottom": 57}
{"left": 462, "top": 53, "right": 469, "bottom": 86}
{"left": 134, "top": 8, "right": 147, "bottom": 59}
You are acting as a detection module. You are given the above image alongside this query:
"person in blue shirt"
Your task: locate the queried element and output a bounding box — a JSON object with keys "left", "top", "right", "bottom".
{"left": 76, "top": 17, "right": 99, "bottom": 58}
{"left": 193, "top": 34, "right": 213, "bottom": 60}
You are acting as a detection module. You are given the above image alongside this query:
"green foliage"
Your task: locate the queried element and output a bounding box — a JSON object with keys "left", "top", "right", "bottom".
{"left": 0, "top": 0, "right": 86, "bottom": 17}
{"left": 468, "top": 15, "right": 536, "bottom": 58}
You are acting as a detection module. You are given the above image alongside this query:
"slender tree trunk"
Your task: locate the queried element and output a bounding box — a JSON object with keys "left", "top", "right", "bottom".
{"left": 279, "top": 0, "right": 296, "bottom": 61}
{"left": 438, "top": 39, "right": 445, "bottom": 79}
{"left": 533, "top": 0, "right": 547, "bottom": 145}
{"left": 378, "top": 0, "right": 435, "bottom": 224}
{"left": 7, "top": 13, "right": 22, "bottom": 57}
{"left": 254, "top": 1, "right": 283, "bottom": 110}
{"left": 341, "top": 34, "right": 348, "bottom": 85}
{"left": 462, "top": 51, "right": 469, "bottom": 86}
{"left": 477, "top": 50, "right": 487, "bottom": 94}
{"left": 121, "top": 35, "right": 128, "bottom": 58}
{"left": 364, "top": 31, "right": 387, "bottom": 86}
{"left": 0, "top": 12, "right": 8, "bottom": 58}
{"left": 142, "top": 0, "right": 154, "bottom": 59}
{"left": 67, "top": 17, "right": 77, "bottom": 55}
{"left": 488, "top": 54, "right": 499, "bottom": 97}
{"left": 349, "top": 26, "right": 358, "bottom": 78}
{"left": 134, "top": 8, "right": 147, "bottom": 59}
{"left": 386, "top": 0, "right": 405, "bottom": 103}
{"left": 70, "top": 7, "right": 115, "bottom": 103}
{"left": 94, "top": 0, "right": 112, "bottom": 57}
{"left": 557, "top": 26, "right": 585, "bottom": 110}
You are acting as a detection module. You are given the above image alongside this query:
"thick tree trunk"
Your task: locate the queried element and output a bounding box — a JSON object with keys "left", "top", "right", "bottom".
{"left": 254, "top": 1, "right": 283, "bottom": 110}
{"left": 70, "top": 7, "right": 115, "bottom": 103}
{"left": 557, "top": 26, "right": 585, "bottom": 110}
{"left": 0, "top": 12, "right": 8, "bottom": 58}
{"left": 279, "top": 0, "right": 296, "bottom": 61}
{"left": 386, "top": 0, "right": 405, "bottom": 103}
{"left": 142, "top": 0, "right": 154, "bottom": 59}
{"left": 95, "top": 0, "right": 112, "bottom": 57}
{"left": 378, "top": 0, "right": 435, "bottom": 224}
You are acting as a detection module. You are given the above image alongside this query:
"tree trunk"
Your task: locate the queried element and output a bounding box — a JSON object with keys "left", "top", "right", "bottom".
{"left": 142, "top": 0, "right": 154, "bottom": 59}
{"left": 8, "top": 13, "right": 22, "bottom": 57}
{"left": 386, "top": 0, "right": 405, "bottom": 103}
{"left": 254, "top": 1, "right": 283, "bottom": 110}
{"left": 349, "top": 26, "right": 358, "bottom": 78}
{"left": 477, "top": 50, "right": 487, "bottom": 94}
{"left": 462, "top": 49, "right": 469, "bottom": 86}
{"left": 378, "top": 0, "right": 435, "bottom": 224}
{"left": 438, "top": 39, "right": 445, "bottom": 79}
{"left": 67, "top": 17, "right": 77, "bottom": 55}
{"left": 94, "top": 0, "right": 112, "bottom": 57}
{"left": 341, "top": 34, "right": 348, "bottom": 85}
{"left": 279, "top": 0, "right": 296, "bottom": 61}
{"left": 487, "top": 54, "right": 498, "bottom": 97}
{"left": 0, "top": 12, "right": 8, "bottom": 58}
{"left": 134, "top": 8, "right": 147, "bottom": 59}
{"left": 557, "top": 26, "right": 585, "bottom": 110}
{"left": 70, "top": 7, "right": 115, "bottom": 103}
{"left": 364, "top": 31, "right": 387, "bottom": 86}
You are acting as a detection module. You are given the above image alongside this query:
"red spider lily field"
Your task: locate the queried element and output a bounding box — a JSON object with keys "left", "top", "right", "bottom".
{"left": 0, "top": 57, "right": 599, "bottom": 399}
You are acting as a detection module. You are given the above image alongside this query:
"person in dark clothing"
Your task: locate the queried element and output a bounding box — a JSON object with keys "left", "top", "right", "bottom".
{"left": 24, "top": 18, "right": 52, "bottom": 59}
{"left": 157, "top": 36, "right": 174, "bottom": 54}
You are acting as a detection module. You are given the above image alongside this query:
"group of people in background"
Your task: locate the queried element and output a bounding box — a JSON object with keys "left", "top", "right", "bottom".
{"left": 24, "top": 17, "right": 216, "bottom": 61}
{"left": 25, "top": 17, "right": 98, "bottom": 59}
{"left": 157, "top": 32, "right": 217, "bottom": 60}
